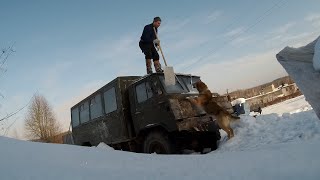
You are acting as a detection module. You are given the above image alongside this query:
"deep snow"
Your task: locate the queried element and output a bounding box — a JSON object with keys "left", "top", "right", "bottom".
{"left": 0, "top": 95, "right": 319, "bottom": 180}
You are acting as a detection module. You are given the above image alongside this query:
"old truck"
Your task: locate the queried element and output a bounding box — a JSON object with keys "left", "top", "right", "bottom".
{"left": 70, "top": 73, "right": 232, "bottom": 154}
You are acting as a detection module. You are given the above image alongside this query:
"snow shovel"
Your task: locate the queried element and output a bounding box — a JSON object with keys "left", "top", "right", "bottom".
{"left": 153, "top": 27, "right": 176, "bottom": 86}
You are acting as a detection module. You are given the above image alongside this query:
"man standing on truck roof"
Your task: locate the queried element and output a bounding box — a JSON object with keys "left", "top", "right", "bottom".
{"left": 139, "top": 17, "right": 163, "bottom": 74}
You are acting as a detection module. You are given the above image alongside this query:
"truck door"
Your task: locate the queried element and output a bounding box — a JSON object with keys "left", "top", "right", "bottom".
{"left": 131, "top": 78, "right": 175, "bottom": 133}
{"left": 132, "top": 80, "right": 156, "bottom": 132}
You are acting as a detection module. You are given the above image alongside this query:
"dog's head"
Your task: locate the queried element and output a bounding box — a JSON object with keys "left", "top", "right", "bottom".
{"left": 192, "top": 80, "right": 208, "bottom": 92}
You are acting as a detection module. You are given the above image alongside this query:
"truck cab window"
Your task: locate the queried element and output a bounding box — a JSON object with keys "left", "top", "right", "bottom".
{"left": 146, "top": 82, "right": 153, "bottom": 99}
{"left": 181, "top": 76, "right": 200, "bottom": 93}
{"left": 136, "top": 82, "right": 154, "bottom": 103}
{"left": 159, "top": 76, "right": 187, "bottom": 94}
{"left": 152, "top": 79, "right": 163, "bottom": 95}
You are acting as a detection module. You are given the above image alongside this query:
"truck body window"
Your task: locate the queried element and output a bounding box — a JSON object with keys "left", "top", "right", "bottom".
{"left": 71, "top": 107, "right": 80, "bottom": 127}
{"left": 104, "top": 87, "right": 117, "bottom": 114}
{"left": 80, "top": 101, "right": 90, "bottom": 123}
{"left": 90, "top": 94, "right": 103, "bottom": 120}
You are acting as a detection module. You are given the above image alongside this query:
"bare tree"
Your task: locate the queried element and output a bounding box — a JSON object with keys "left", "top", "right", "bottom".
{"left": 0, "top": 44, "right": 34, "bottom": 137}
{"left": 0, "top": 43, "right": 19, "bottom": 130}
{"left": 0, "top": 44, "right": 14, "bottom": 102}
{"left": 0, "top": 43, "right": 15, "bottom": 78}
{"left": 24, "top": 94, "right": 61, "bottom": 143}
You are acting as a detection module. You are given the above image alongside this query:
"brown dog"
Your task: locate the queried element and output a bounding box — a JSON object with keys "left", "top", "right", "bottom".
{"left": 188, "top": 80, "right": 239, "bottom": 139}
{"left": 188, "top": 80, "right": 212, "bottom": 106}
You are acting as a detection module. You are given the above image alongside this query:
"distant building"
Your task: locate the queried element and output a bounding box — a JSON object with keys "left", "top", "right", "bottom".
{"left": 261, "top": 84, "right": 275, "bottom": 94}
{"left": 246, "top": 83, "right": 299, "bottom": 111}
{"left": 280, "top": 83, "right": 298, "bottom": 96}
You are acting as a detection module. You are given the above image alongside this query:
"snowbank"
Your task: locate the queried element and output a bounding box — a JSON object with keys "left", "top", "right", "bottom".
{"left": 0, "top": 97, "right": 320, "bottom": 180}
{"left": 217, "top": 96, "right": 320, "bottom": 152}
{"left": 313, "top": 37, "right": 320, "bottom": 71}
{"left": 1, "top": 136, "right": 320, "bottom": 180}
{"left": 277, "top": 36, "right": 320, "bottom": 119}
{"left": 217, "top": 110, "right": 320, "bottom": 152}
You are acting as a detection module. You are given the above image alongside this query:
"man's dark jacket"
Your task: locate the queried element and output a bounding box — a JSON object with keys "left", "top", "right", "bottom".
{"left": 140, "top": 23, "right": 157, "bottom": 43}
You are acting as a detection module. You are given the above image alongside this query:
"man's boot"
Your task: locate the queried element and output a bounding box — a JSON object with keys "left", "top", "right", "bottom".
{"left": 146, "top": 59, "right": 153, "bottom": 74}
{"left": 153, "top": 60, "right": 163, "bottom": 73}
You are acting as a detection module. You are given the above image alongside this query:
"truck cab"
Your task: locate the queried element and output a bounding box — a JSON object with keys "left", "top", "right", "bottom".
{"left": 127, "top": 73, "right": 221, "bottom": 153}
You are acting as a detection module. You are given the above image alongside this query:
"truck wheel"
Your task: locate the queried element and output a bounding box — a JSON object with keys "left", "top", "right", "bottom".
{"left": 211, "top": 139, "right": 218, "bottom": 151}
{"left": 143, "top": 131, "right": 175, "bottom": 154}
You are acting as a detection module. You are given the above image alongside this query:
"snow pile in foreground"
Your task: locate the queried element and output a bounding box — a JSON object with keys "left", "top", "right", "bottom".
{"left": 0, "top": 96, "right": 320, "bottom": 180}
{"left": 1, "top": 136, "right": 320, "bottom": 180}
{"left": 96, "top": 142, "right": 114, "bottom": 151}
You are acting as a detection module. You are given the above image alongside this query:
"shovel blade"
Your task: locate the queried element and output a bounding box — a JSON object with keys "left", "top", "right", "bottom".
{"left": 164, "top": 66, "right": 175, "bottom": 86}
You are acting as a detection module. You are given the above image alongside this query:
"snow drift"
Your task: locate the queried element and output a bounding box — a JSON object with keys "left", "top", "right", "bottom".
{"left": 0, "top": 96, "right": 320, "bottom": 180}
{"left": 276, "top": 35, "right": 320, "bottom": 120}
{"left": 314, "top": 37, "right": 320, "bottom": 71}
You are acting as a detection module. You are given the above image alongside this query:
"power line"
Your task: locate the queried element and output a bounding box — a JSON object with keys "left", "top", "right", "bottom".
{"left": 183, "top": 0, "right": 288, "bottom": 71}
{"left": 0, "top": 93, "right": 34, "bottom": 122}
{"left": 171, "top": 2, "right": 259, "bottom": 68}
{"left": 181, "top": 0, "right": 288, "bottom": 72}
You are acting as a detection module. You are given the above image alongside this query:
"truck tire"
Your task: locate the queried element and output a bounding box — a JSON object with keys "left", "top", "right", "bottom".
{"left": 143, "top": 131, "right": 176, "bottom": 154}
{"left": 211, "top": 138, "right": 218, "bottom": 151}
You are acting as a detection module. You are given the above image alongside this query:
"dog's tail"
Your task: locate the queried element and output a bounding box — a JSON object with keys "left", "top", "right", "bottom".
{"left": 214, "top": 103, "right": 240, "bottom": 120}
{"left": 212, "top": 106, "right": 241, "bottom": 121}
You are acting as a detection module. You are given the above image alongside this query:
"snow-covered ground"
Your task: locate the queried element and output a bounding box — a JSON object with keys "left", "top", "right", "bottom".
{"left": 262, "top": 95, "right": 313, "bottom": 115}
{"left": 1, "top": 95, "right": 320, "bottom": 180}
{"left": 217, "top": 95, "right": 320, "bottom": 152}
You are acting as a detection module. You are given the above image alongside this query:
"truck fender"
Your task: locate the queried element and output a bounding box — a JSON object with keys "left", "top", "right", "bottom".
{"left": 138, "top": 123, "right": 169, "bottom": 137}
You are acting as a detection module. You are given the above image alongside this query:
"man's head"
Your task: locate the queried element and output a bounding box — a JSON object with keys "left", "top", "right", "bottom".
{"left": 153, "top": 16, "right": 161, "bottom": 28}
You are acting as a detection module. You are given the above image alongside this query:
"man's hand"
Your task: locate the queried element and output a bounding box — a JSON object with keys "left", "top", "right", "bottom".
{"left": 153, "top": 39, "right": 160, "bottom": 45}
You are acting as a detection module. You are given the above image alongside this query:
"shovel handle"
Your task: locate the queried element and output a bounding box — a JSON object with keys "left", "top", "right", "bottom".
{"left": 153, "top": 27, "right": 168, "bottom": 66}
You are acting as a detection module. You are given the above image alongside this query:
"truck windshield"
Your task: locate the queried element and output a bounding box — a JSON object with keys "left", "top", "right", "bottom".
{"left": 159, "top": 75, "right": 200, "bottom": 94}
{"left": 180, "top": 76, "right": 200, "bottom": 93}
